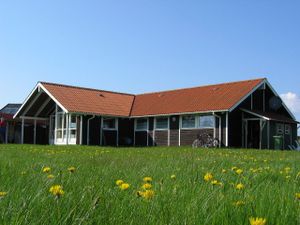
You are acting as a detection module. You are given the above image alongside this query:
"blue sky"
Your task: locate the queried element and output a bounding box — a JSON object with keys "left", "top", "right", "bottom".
{"left": 0, "top": 1, "right": 300, "bottom": 123}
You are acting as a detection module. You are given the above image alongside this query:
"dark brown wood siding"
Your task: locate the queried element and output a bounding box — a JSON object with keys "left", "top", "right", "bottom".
{"left": 154, "top": 130, "right": 168, "bottom": 146}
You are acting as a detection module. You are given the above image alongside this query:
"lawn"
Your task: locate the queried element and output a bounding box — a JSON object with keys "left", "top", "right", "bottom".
{"left": 0, "top": 145, "right": 299, "bottom": 225}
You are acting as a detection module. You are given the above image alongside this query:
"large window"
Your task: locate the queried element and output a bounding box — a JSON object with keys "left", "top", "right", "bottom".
{"left": 199, "top": 115, "right": 215, "bottom": 128}
{"left": 182, "top": 115, "right": 196, "bottom": 129}
{"left": 56, "top": 113, "right": 66, "bottom": 140}
{"left": 136, "top": 118, "right": 148, "bottom": 131}
{"left": 155, "top": 117, "right": 169, "bottom": 130}
{"left": 103, "top": 118, "right": 117, "bottom": 130}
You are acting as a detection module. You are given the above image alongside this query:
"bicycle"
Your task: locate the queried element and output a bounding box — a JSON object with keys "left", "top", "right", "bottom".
{"left": 192, "top": 132, "right": 219, "bottom": 148}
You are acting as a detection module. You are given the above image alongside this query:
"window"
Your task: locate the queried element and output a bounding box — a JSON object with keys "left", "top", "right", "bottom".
{"left": 199, "top": 116, "right": 215, "bottom": 128}
{"left": 276, "top": 123, "right": 284, "bottom": 135}
{"left": 285, "top": 124, "right": 291, "bottom": 135}
{"left": 182, "top": 115, "right": 196, "bottom": 129}
{"left": 155, "top": 117, "right": 169, "bottom": 130}
{"left": 136, "top": 118, "right": 148, "bottom": 131}
{"left": 69, "top": 115, "right": 77, "bottom": 139}
{"left": 56, "top": 113, "right": 66, "bottom": 140}
{"left": 103, "top": 118, "right": 117, "bottom": 130}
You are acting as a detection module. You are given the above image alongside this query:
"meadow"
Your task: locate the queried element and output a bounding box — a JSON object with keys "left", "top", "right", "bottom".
{"left": 0, "top": 145, "right": 299, "bottom": 225}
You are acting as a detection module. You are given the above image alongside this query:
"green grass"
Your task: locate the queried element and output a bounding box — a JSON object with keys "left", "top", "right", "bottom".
{"left": 0, "top": 145, "right": 299, "bottom": 225}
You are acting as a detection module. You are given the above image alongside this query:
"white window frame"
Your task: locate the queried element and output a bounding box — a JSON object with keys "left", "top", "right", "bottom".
{"left": 181, "top": 115, "right": 196, "bottom": 129}
{"left": 154, "top": 117, "right": 169, "bottom": 131}
{"left": 135, "top": 118, "right": 149, "bottom": 131}
{"left": 102, "top": 117, "right": 117, "bottom": 130}
{"left": 55, "top": 111, "right": 67, "bottom": 144}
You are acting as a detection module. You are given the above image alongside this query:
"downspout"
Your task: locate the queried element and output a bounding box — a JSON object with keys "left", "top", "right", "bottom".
{"left": 87, "top": 115, "right": 95, "bottom": 145}
{"left": 213, "top": 112, "right": 222, "bottom": 148}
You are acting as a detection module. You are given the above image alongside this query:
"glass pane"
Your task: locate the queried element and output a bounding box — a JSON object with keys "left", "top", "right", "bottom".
{"left": 199, "top": 116, "right": 215, "bottom": 128}
{"left": 70, "top": 116, "right": 77, "bottom": 129}
{"left": 103, "top": 118, "right": 116, "bottom": 129}
{"left": 56, "top": 114, "right": 63, "bottom": 129}
{"left": 136, "top": 119, "right": 148, "bottom": 130}
{"left": 182, "top": 116, "right": 196, "bottom": 128}
{"left": 70, "top": 130, "right": 76, "bottom": 139}
{"left": 56, "top": 130, "right": 62, "bottom": 139}
{"left": 156, "top": 117, "right": 168, "bottom": 129}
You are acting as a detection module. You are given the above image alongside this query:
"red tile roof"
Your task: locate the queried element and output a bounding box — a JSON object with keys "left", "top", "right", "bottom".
{"left": 40, "top": 78, "right": 265, "bottom": 117}
{"left": 41, "top": 82, "right": 135, "bottom": 117}
{"left": 131, "top": 78, "right": 265, "bottom": 116}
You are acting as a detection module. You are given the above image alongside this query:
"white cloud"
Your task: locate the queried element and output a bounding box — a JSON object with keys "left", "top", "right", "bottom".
{"left": 280, "top": 92, "right": 300, "bottom": 113}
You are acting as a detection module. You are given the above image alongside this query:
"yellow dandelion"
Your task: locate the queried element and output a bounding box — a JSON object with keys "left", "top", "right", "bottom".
{"left": 143, "top": 177, "right": 153, "bottom": 183}
{"left": 171, "top": 175, "right": 176, "bottom": 179}
{"left": 231, "top": 166, "right": 238, "bottom": 171}
{"left": 236, "top": 183, "right": 245, "bottom": 190}
{"left": 0, "top": 192, "right": 8, "bottom": 198}
{"left": 211, "top": 180, "right": 222, "bottom": 186}
{"left": 236, "top": 169, "right": 243, "bottom": 175}
{"left": 204, "top": 173, "right": 213, "bottom": 182}
{"left": 142, "top": 183, "right": 152, "bottom": 190}
{"left": 68, "top": 167, "right": 76, "bottom": 173}
{"left": 143, "top": 190, "right": 155, "bottom": 200}
{"left": 116, "top": 180, "right": 124, "bottom": 186}
{"left": 233, "top": 200, "right": 245, "bottom": 207}
{"left": 119, "top": 183, "right": 130, "bottom": 190}
{"left": 296, "top": 193, "right": 300, "bottom": 200}
{"left": 49, "top": 185, "right": 64, "bottom": 197}
{"left": 43, "top": 167, "right": 51, "bottom": 173}
{"left": 249, "top": 217, "right": 267, "bottom": 225}
{"left": 47, "top": 174, "right": 55, "bottom": 179}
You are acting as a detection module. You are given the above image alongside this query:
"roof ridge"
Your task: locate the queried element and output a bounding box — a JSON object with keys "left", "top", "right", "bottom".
{"left": 136, "top": 78, "right": 266, "bottom": 96}
{"left": 40, "top": 81, "right": 135, "bottom": 97}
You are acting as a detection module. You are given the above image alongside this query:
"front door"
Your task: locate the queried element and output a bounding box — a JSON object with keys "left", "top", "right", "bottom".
{"left": 246, "top": 120, "right": 260, "bottom": 149}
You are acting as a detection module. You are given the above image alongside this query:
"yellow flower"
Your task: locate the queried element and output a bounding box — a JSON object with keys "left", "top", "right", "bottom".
{"left": 43, "top": 167, "right": 51, "bottom": 173}
{"left": 236, "top": 183, "right": 245, "bottom": 190}
{"left": 47, "top": 174, "right": 55, "bottom": 179}
{"left": 0, "top": 192, "right": 7, "bottom": 197}
{"left": 68, "top": 167, "right": 76, "bottom": 173}
{"left": 142, "top": 183, "right": 152, "bottom": 190}
{"left": 116, "top": 180, "right": 124, "bottom": 186}
{"left": 249, "top": 217, "right": 267, "bottom": 225}
{"left": 222, "top": 169, "right": 227, "bottom": 173}
{"left": 49, "top": 185, "right": 64, "bottom": 197}
{"left": 204, "top": 173, "right": 213, "bottom": 182}
{"left": 143, "top": 190, "right": 155, "bottom": 200}
{"left": 211, "top": 180, "right": 222, "bottom": 186}
{"left": 233, "top": 200, "right": 245, "bottom": 207}
{"left": 211, "top": 180, "right": 218, "bottom": 185}
{"left": 143, "top": 177, "right": 153, "bottom": 183}
{"left": 296, "top": 193, "right": 300, "bottom": 200}
{"left": 119, "top": 183, "right": 130, "bottom": 190}
{"left": 236, "top": 169, "right": 243, "bottom": 175}
{"left": 171, "top": 175, "right": 176, "bottom": 179}
{"left": 231, "top": 167, "right": 238, "bottom": 171}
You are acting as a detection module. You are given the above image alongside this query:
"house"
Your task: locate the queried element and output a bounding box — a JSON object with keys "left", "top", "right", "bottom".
{"left": 13, "top": 78, "right": 298, "bottom": 149}
{"left": 0, "top": 104, "right": 22, "bottom": 144}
